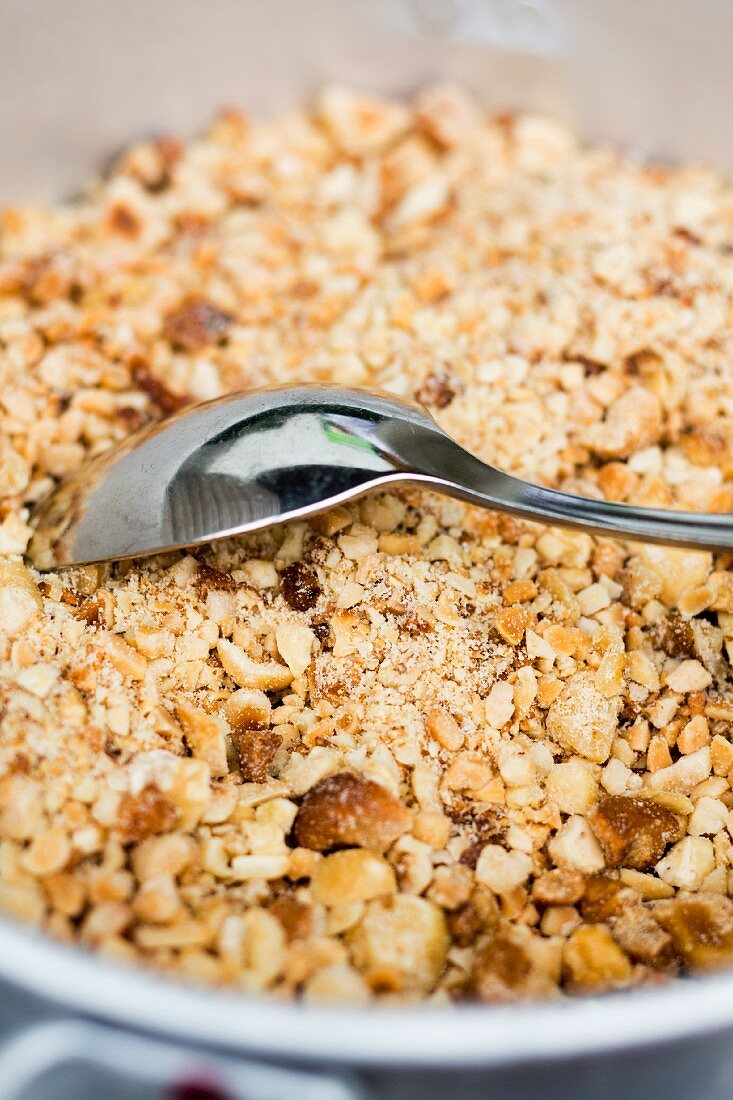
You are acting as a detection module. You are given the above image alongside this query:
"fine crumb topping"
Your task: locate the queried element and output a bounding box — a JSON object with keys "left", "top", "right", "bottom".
{"left": 2, "top": 84, "right": 733, "bottom": 1003}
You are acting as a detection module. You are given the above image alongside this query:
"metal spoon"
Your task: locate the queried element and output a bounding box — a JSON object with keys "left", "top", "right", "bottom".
{"left": 27, "top": 383, "right": 733, "bottom": 570}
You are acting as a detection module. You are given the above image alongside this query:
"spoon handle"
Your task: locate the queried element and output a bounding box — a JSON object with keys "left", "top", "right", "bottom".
{"left": 440, "top": 464, "right": 733, "bottom": 552}
{"left": 402, "top": 429, "right": 733, "bottom": 553}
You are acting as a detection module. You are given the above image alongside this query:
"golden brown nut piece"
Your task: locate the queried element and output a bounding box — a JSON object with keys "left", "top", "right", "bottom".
{"left": 292, "top": 772, "right": 411, "bottom": 852}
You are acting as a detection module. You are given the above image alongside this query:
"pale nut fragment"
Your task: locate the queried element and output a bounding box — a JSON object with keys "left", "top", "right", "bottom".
{"left": 546, "top": 671, "right": 618, "bottom": 763}
{"left": 175, "top": 701, "right": 229, "bottom": 777}
{"left": 416, "top": 82, "right": 481, "bottom": 147}
{"left": 655, "top": 835, "right": 715, "bottom": 890}
{"left": 310, "top": 849, "right": 396, "bottom": 906}
{"left": 292, "top": 772, "right": 411, "bottom": 852}
{"left": 318, "top": 85, "right": 410, "bottom": 156}
{"left": 21, "top": 826, "right": 71, "bottom": 878}
{"left": 303, "top": 962, "right": 370, "bottom": 1005}
{"left": 634, "top": 546, "right": 712, "bottom": 608}
{"left": 582, "top": 386, "right": 662, "bottom": 460}
{"left": 688, "top": 796, "right": 729, "bottom": 837}
{"left": 348, "top": 895, "right": 449, "bottom": 993}
{"left": 217, "top": 638, "right": 292, "bottom": 691}
{"left": 104, "top": 635, "right": 147, "bottom": 681}
{"left": 664, "top": 659, "right": 713, "bottom": 693}
{"left": 275, "top": 622, "right": 315, "bottom": 678}
{"left": 548, "top": 815, "right": 605, "bottom": 874}
{"left": 645, "top": 746, "right": 711, "bottom": 794}
{"left": 0, "top": 560, "right": 42, "bottom": 636}
{"left": 475, "top": 845, "right": 533, "bottom": 894}
{"left": 544, "top": 759, "right": 598, "bottom": 814}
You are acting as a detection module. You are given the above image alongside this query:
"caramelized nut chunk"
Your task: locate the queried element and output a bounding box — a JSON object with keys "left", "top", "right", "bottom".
{"left": 280, "top": 561, "right": 322, "bottom": 611}
{"left": 116, "top": 785, "right": 178, "bottom": 844}
{"left": 580, "top": 876, "right": 639, "bottom": 923}
{"left": 163, "top": 296, "right": 232, "bottom": 351}
{"left": 653, "top": 895, "right": 733, "bottom": 970}
{"left": 292, "top": 772, "right": 411, "bottom": 852}
{"left": 532, "top": 868, "right": 586, "bottom": 906}
{"left": 235, "top": 729, "right": 282, "bottom": 783}
{"left": 588, "top": 795, "right": 684, "bottom": 870}
{"left": 195, "top": 557, "right": 235, "bottom": 591}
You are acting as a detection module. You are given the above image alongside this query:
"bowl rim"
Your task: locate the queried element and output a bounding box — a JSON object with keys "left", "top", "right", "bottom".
{"left": 1, "top": 915, "right": 732, "bottom": 1068}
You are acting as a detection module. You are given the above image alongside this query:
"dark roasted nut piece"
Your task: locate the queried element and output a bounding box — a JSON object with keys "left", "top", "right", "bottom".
{"left": 235, "top": 729, "right": 282, "bottom": 783}
{"left": 163, "top": 296, "right": 232, "bottom": 351}
{"left": 280, "top": 562, "right": 322, "bottom": 611}
{"left": 653, "top": 894, "right": 733, "bottom": 970}
{"left": 292, "top": 772, "right": 411, "bottom": 852}
{"left": 415, "top": 371, "right": 457, "bottom": 409}
{"left": 580, "top": 876, "right": 639, "bottom": 923}
{"left": 531, "top": 868, "right": 586, "bottom": 906}
{"left": 588, "top": 795, "right": 684, "bottom": 869}
{"left": 116, "top": 785, "right": 178, "bottom": 843}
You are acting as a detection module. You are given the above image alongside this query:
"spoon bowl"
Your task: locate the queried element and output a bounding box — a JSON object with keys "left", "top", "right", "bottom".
{"left": 28, "top": 384, "right": 733, "bottom": 570}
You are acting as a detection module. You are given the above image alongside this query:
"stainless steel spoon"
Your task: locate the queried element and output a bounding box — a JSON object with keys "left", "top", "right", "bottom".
{"left": 27, "top": 383, "right": 733, "bottom": 570}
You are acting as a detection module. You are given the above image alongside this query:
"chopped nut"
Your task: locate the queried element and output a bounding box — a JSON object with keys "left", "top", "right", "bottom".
{"left": 470, "top": 930, "right": 557, "bottom": 1002}
{"left": 116, "top": 785, "right": 177, "bottom": 843}
{"left": 175, "top": 702, "right": 229, "bottom": 776}
{"left": 646, "top": 746, "right": 711, "bottom": 793}
{"left": 531, "top": 868, "right": 585, "bottom": 906}
{"left": 163, "top": 296, "right": 231, "bottom": 351}
{"left": 475, "top": 845, "right": 533, "bottom": 894}
{"left": 548, "top": 816, "right": 605, "bottom": 874}
{"left": 275, "top": 621, "right": 315, "bottom": 677}
{"left": 311, "top": 849, "right": 396, "bottom": 906}
{"left": 349, "top": 895, "right": 449, "bottom": 993}
{"left": 217, "top": 639, "right": 292, "bottom": 691}
{"left": 280, "top": 562, "right": 322, "bottom": 611}
{"left": 653, "top": 894, "right": 733, "bottom": 970}
{"left": 563, "top": 924, "right": 632, "bottom": 990}
{"left": 546, "top": 672, "right": 619, "bottom": 763}
{"left": 292, "top": 772, "right": 410, "bottom": 852}
{"left": 655, "top": 835, "right": 715, "bottom": 889}
{"left": 235, "top": 729, "right": 282, "bottom": 783}
{"left": 425, "top": 707, "right": 465, "bottom": 751}
{"left": 588, "top": 795, "right": 683, "bottom": 869}
{"left": 225, "top": 688, "right": 271, "bottom": 730}
{"left": 665, "top": 659, "right": 713, "bottom": 693}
